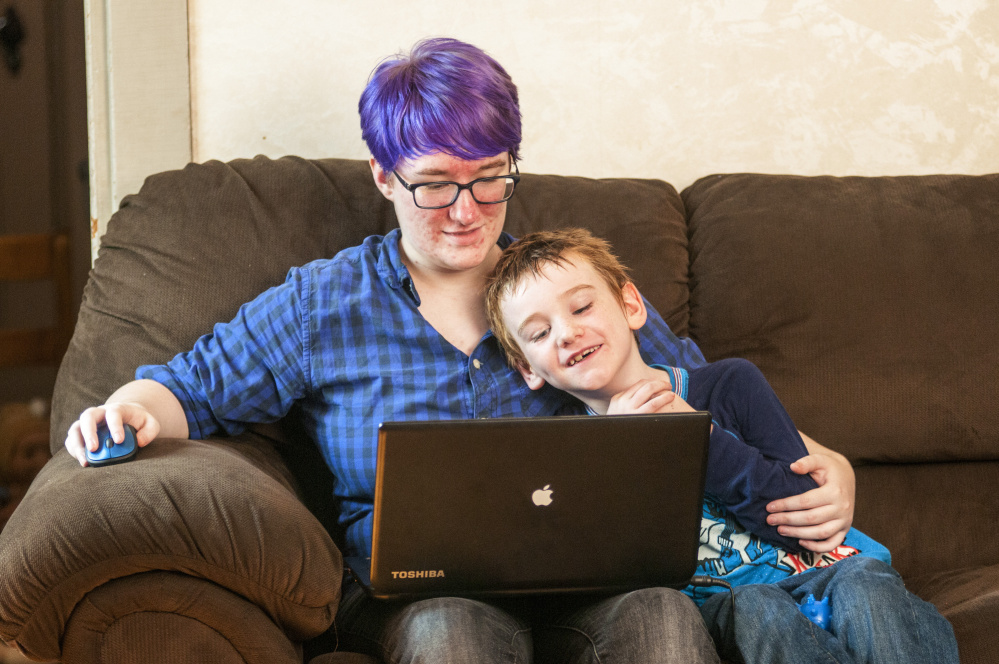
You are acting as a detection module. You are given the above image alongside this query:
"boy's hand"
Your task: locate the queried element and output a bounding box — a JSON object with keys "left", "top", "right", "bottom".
{"left": 765, "top": 447, "right": 855, "bottom": 553}
{"left": 606, "top": 379, "right": 693, "bottom": 415}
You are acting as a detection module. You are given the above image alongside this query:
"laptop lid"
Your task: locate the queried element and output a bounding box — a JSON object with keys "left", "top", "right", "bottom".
{"left": 350, "top": 412, "right": 711, "bottom": 600}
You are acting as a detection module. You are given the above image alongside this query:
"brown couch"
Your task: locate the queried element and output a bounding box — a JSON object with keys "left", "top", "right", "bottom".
{"left": 1, "top": 157, "right": 996, "bottom": 663}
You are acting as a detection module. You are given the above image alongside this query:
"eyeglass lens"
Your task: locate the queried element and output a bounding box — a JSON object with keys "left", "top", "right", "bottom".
{"left": 415, "top": 177, "right": 517, "bottom": 208}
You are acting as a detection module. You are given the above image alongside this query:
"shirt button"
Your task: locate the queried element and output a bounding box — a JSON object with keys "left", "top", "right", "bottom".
{"left": 472, "top": 359, "right": 482, "bottom": 369}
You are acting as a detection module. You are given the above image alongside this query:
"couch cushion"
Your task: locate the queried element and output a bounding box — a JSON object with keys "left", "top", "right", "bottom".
{"left": 908, "top": 564, "right": 999, "bottom": 664}
{"left": 852, "top": 461, "right": 999, "bottom": 580}
{"left": 505, "top": 173, "right": 692, "bottom": 338}
{"left": 683, "top": 174, "right": 999, "bottom": 465}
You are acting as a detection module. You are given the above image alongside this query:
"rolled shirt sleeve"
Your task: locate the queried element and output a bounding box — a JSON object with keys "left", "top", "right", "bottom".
{"left": 136, "top": 268, "right": 310, "bottom": 440}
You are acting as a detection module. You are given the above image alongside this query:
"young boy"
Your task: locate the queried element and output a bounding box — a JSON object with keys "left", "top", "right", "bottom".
{"left": 485, "top": 228, "right": 959, "bottom": 664}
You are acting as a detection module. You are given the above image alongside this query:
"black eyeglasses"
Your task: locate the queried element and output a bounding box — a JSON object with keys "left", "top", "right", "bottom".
{"left": 393, "top": 160, "right": 521, "bottom": 210}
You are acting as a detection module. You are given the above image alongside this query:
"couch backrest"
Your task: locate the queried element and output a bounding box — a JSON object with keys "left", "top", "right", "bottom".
{"left": 52, "top": 156, "right": 691, "bottom": 449}
{"left": 682, "top": 173, "right": 999, "bottom": 465}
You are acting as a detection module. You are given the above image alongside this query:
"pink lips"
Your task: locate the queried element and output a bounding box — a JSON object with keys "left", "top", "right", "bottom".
{"left": 443, "top": 226, "right": 485, "bottom": 245}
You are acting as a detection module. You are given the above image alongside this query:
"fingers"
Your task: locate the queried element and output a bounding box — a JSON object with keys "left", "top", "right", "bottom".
{"left": 103, "top": 406, "right": 127, "bottom": 444}
{"left": 775, "top": 517, "right": 848, "bottom": 543}
{"left": 607, "top": 379, "right": 673, "bottom": 415}
{"left": 78, "top": 406, "right": 107, "bottom": 452}
{"left": 132, "top": 413, "right": 160, "bottom": 447}
{"left": 99, "top": 402, "right": 159, "bottom": 447}
{"left": 66, "top": 405, "right": 109, "bottom": 466}
{"left": 633, "top": 390, "right": 677, "bottom": 414}
{"left": 791, "top": 529, "right": 848, "bottom": 554}
{"left": 605, "top": 379, "right": 702, "bottom": 416}
{"left": 789, "top": 454, "right": 821, "bottom": 476}
{"left": 774, "top": 512, "right": 849, "bottom": 548}
{"left": 65, "top": 402, "right": 162, "bottom": 467}
{"left": 768, "top": 499, "right": 837, "bottom": 526}
{"left": 768, "top": 482, "right": 849, "bottom": 516}
{"left": 65, "top": 420, "right": 91, "bottom": 467}
{"left": 767, "top": 475, "right": 854, "bottom": 549}
{"left": 767, "top": 493, "right": 808, "bottom": 516}
{"left": 623, "top": 379, "right": 675, "bottom": 405}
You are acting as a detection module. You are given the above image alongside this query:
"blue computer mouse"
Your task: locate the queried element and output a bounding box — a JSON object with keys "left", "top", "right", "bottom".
{"left": 86, "top": 423, "right": 138, "bottom": 466}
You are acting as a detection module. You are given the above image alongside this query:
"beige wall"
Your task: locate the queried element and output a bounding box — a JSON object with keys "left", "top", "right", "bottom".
{"left": 189, "top": 0, "right": 999, "bottom": 190}
{"left": 85, "top": 0, "right": 190, "bottom": 252}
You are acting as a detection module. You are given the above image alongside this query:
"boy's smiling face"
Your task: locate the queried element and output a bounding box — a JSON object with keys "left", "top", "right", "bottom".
{"left": 499, "top": 254, "right": 648, "bottom": 399}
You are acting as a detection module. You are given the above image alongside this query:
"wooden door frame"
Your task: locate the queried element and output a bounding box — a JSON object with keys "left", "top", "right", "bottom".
{"left": 84, "top": 0, "right": 191, "bottom": 261}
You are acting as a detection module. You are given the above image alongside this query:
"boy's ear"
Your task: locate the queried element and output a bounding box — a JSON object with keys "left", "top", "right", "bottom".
{"left": 516, "top": 362, "right": 547, "bottom": 391}
{"left": 621, "top": 282, "right": 648, "bottom": 331}
{"left": 369, "top": 157, "right": 396, "bottom": 200}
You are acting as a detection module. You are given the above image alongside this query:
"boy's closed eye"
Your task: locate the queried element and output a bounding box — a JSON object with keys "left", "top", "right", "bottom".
{"left": 528, "top": 327, "right": 550, "bottom": 343}
{"left": 523, "top": 302, "right": 592, "bottom": 343}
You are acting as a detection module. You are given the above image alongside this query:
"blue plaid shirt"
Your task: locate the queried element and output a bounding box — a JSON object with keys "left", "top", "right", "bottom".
{"left": 137, "top": 229, "right": 706, "bottom": 557}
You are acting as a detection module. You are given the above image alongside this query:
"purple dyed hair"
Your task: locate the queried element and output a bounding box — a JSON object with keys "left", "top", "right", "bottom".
{"left": 359, "top": 37, "right": 522, "bottom": 172}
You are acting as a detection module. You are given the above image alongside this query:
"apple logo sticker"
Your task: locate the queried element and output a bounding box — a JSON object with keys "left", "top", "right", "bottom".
{"left": 532, "top": 484, "right": 553, "bottom": 507}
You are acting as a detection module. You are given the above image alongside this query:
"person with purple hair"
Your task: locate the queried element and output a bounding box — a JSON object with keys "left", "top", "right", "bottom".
{"left": 66, "top": 37, "right": 859, "bottom": 663}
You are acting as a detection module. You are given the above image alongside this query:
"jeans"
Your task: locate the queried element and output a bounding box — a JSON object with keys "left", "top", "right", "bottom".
{"left": 699, "top": 556, "right": 959, "bottom": 664}
{"left": 331, "top": 574, "right": 720, "bottom": 663}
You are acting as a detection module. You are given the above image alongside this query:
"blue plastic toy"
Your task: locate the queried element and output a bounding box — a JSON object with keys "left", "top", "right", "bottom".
{"left": 800, "top": 594, "right": 831, "bottom": 630}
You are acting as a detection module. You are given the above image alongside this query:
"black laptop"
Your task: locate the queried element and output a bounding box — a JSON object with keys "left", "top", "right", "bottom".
{"left": 345, "top": 412, "right": 711, "bottom": 600}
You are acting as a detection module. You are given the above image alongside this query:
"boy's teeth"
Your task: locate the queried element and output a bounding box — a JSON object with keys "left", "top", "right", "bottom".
{"left": 568, "top": 347, "right": 596, "bottom": 366}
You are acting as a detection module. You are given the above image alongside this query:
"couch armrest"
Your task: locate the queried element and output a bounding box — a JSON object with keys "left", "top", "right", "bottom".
{"left": 0, "top": 432, "right": 342, "bottom": 662}
{"left": 62, "top": 571, "right": 303, "bottom": 664}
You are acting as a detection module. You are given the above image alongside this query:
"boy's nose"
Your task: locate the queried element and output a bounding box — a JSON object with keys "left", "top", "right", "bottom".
{"left": 557, "top": 323, "right": 583, "bottom": 346}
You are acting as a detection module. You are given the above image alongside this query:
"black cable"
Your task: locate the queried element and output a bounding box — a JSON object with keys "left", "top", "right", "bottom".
{"left": 688, "top": 576, "right": 742, "bottom": 663}
{"left": 689, "top": 575, "right": 734, "bottom": 593}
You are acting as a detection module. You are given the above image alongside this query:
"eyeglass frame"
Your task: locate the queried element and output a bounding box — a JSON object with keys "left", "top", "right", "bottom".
{"left": 392, "top": 158, "right": 521, "bottom": 210}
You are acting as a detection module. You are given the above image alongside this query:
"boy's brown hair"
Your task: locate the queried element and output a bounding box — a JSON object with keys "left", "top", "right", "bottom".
{"left": 485, "top": 228, "right": 632, "bottom": 368}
